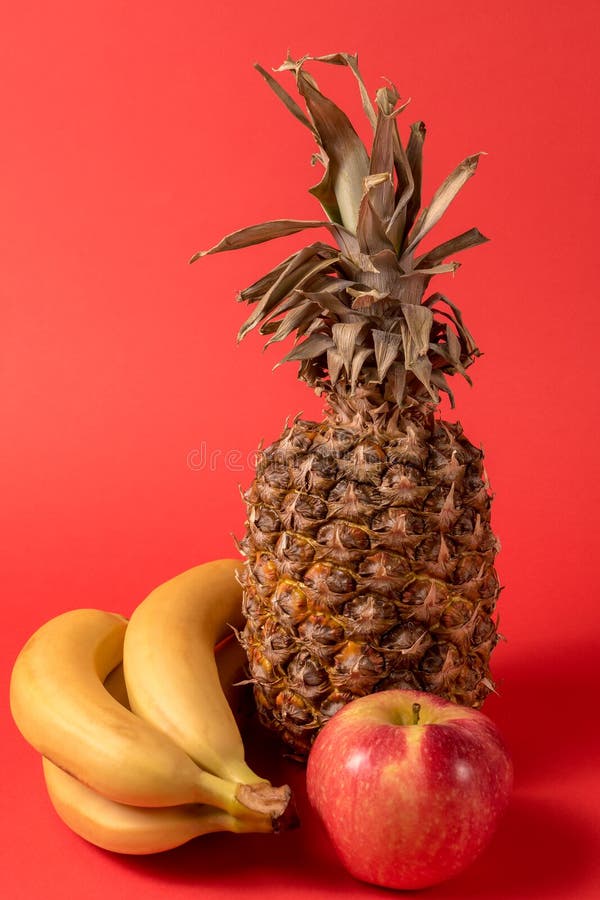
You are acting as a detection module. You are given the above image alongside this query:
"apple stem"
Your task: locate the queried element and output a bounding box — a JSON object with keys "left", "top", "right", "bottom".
{"left": 412, "top": 702, "right": 421, "bottom": 726}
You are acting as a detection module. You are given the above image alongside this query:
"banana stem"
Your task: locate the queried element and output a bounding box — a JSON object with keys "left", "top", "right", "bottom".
{"left": 236, "top": 782, "right": 298, "bottom": 832}
{"left": 194, "top": 769, "right": 295, "bottom": 830}
{"left": 218, "top": 810, "right": 275, "bottom": 835}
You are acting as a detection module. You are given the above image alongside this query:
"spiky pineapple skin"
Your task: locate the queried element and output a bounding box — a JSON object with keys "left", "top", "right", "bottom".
{"left": 238, "top": 404, "right": 500, "bottom": 758}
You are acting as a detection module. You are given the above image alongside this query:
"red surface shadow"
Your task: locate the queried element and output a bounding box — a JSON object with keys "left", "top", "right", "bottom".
{"left": 429, "top": 794, "right": 598, "bottom": 899}
{"left": 484, "top": 643, "right": 600, "bottom": 790}
{"left": 107, "top": 754, "right": 598, "bottom": 900}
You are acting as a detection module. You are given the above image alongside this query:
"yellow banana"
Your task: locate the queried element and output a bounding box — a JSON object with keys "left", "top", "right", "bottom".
{"left": 103, "top": 635, "right": 250, "bottom": 718}
{"left": 10, "top": 608, "right": 290, "bottom": 822}
{"left": 42, "top": 758, "right": 272, "bottom": 855}
{"left": 103, "top": 662, "right": 131, "bottom": 709}
{"left": 213, "top": 634, "right": 253, "bottom": 719}
{"left": 123, "top": 560, "right": 259, "bottom": 783}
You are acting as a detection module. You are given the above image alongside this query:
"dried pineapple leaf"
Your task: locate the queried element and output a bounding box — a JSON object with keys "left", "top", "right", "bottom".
{"left": 376, "top": 82, "right": 405, "bottom": 115}
{"left": 387, "top": 361, "right": 407, "bottom": 406}
{"left": 327, "top": 347, "right": 345, "bottom": 385}
{"left": 402, "top": 153, "right": 484, "bottom": 259}
{"left": 276, "top": 333, "right": 333, "bottom": 366}
{"left": 332, "top": 321, "right": 367, "bottom": 375}
{"left": 304, "top": 276, "right": 357, "bottom": 294}
{"left": 304, "top": 316, "right": 329, "bottom": 337}
{"left": 238, "top": 248, "right": 340, "bottom": 341}
{"left": 264, "top": 300, "right": 320, "bottom": 346}
{"left": 430, "top": 369, "right": 455, "bottom": 406}
{"left": 259, "top": 283, "right": 339, "bottom": 332}
{"left": 238, "top": 245, "right": 329, "bottom": 328}
{"left": 424, "top": 292, "right": 479, "bottom": 356}
{"left": 430, "top": 334, "right": 473, "bottom": 384}
{"left": 356, "top": 174, "right": 396, "bottom": 256}
{"left": 300, "top": 356, "right": 328, "bottom": 386}
{"left": 351, "top": 347, "right": 374, "bottom": 390}
{"left": 238, "top": 250, "right": 301, "bottom": 303}
{"left": 409, "top": 263, "right": 459, "bottom": 277}
{"left": 445, "top": 324, "right": 463, "bottom": 366}
{"left": 276, "top": 54, "right": 370, "bottom": 231}
{"left": 405, "top": 121, "right": 426, "bottom": 234}
{"left": 401, "top": 304, "right": 433, "bottom": 358}
{"left": 298, "top": 290, "right": 355, "bottom": 320}
{"left": 277, "top": 51, "right": 377, "bottom": 128}
{"left": 431, "top": 309, "right": 477, "bottom": 358}
{"left": 358, "top": 249, "right": 455, "bottom": 302}
{"left": 359, "top": 247, "right": 407, "bottom": 296}
{"left": 358, "top": 304, "right": 394, "bottom": 322}
{"left": 258, "top": 320, "right": 285, "bottom": 335}
{"left": 328, "top": 223, "right": 380, "bottom": 272}
{"left": 190, "top": 219, "right": 339, "bottom": 262}
{"left": 416, "top": 227, "right": 489, "bottom": 270}
{"left": 348, "top": 287, "right": 390, "bottom": 310}
{"left": 398, "top": 263, "right": 459, "bottom": 304}
{"left": 368, "top": 94, "right": 400, "bottom": 223}
{"left": 384, "top": 109, "right": 415, "bottom": 252}
{"left": 258, "top": 290, "right": 307, "bottom": 332}
{"left": 238, "top": 243, "right": 336, "bottom": 303}
{"left": 372, "top": 329, "right": 403, "bottom": 382}
{"left": 408, "top": 354, "right": 435, "bottom": 398}
{"left": 365, "top": 171, "right": 393, "bottom": 190}
{"left": 254, "top": 63, "right": 315, "bottom": 133}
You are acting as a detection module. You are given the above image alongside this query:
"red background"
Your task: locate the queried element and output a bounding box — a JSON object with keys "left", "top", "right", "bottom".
{"left": 2, "top": 1, "right": 599, "bottom": 897}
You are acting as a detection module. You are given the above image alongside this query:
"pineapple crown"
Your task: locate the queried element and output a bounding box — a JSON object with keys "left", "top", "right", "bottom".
{"left": 191, "top": 52, "right": 488, "bottom": 411}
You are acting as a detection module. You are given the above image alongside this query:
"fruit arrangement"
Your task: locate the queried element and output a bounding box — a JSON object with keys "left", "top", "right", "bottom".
{"left": 192, "top": 51, "right": 502, "bottom": 759}
{"left": 10, "top": 560, "right": 295, "bottom": 854}
{"left": 10, "top": 51, "right": 513, "bottom": 891}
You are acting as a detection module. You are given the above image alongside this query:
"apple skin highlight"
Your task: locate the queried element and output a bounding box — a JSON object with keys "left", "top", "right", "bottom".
{"left": 306, "top": 689, "right": 513, "bottom": 891}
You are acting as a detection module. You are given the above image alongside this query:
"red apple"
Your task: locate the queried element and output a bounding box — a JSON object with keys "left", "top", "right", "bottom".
{"left": 306, "top": 689, "right": 513, "bottom": 890}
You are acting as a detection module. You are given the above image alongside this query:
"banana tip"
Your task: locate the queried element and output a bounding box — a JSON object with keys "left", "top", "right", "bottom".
{"left": 273, "top": 797, "right": 301, "bottom": 833}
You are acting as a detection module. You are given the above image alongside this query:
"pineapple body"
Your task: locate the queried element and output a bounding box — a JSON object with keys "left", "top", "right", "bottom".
{"left": 239, "top": 395, "right": 500, "bottom": 757}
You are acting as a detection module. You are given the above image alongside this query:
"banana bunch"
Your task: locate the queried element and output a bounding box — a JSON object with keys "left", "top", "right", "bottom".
{"left": 10, "top": 559, "right": 294, "bottom": 854}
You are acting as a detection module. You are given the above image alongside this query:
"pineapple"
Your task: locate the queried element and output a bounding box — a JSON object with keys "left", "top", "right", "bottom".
{"left": 191, "top": 53, "right": 501, "bottom": 758}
